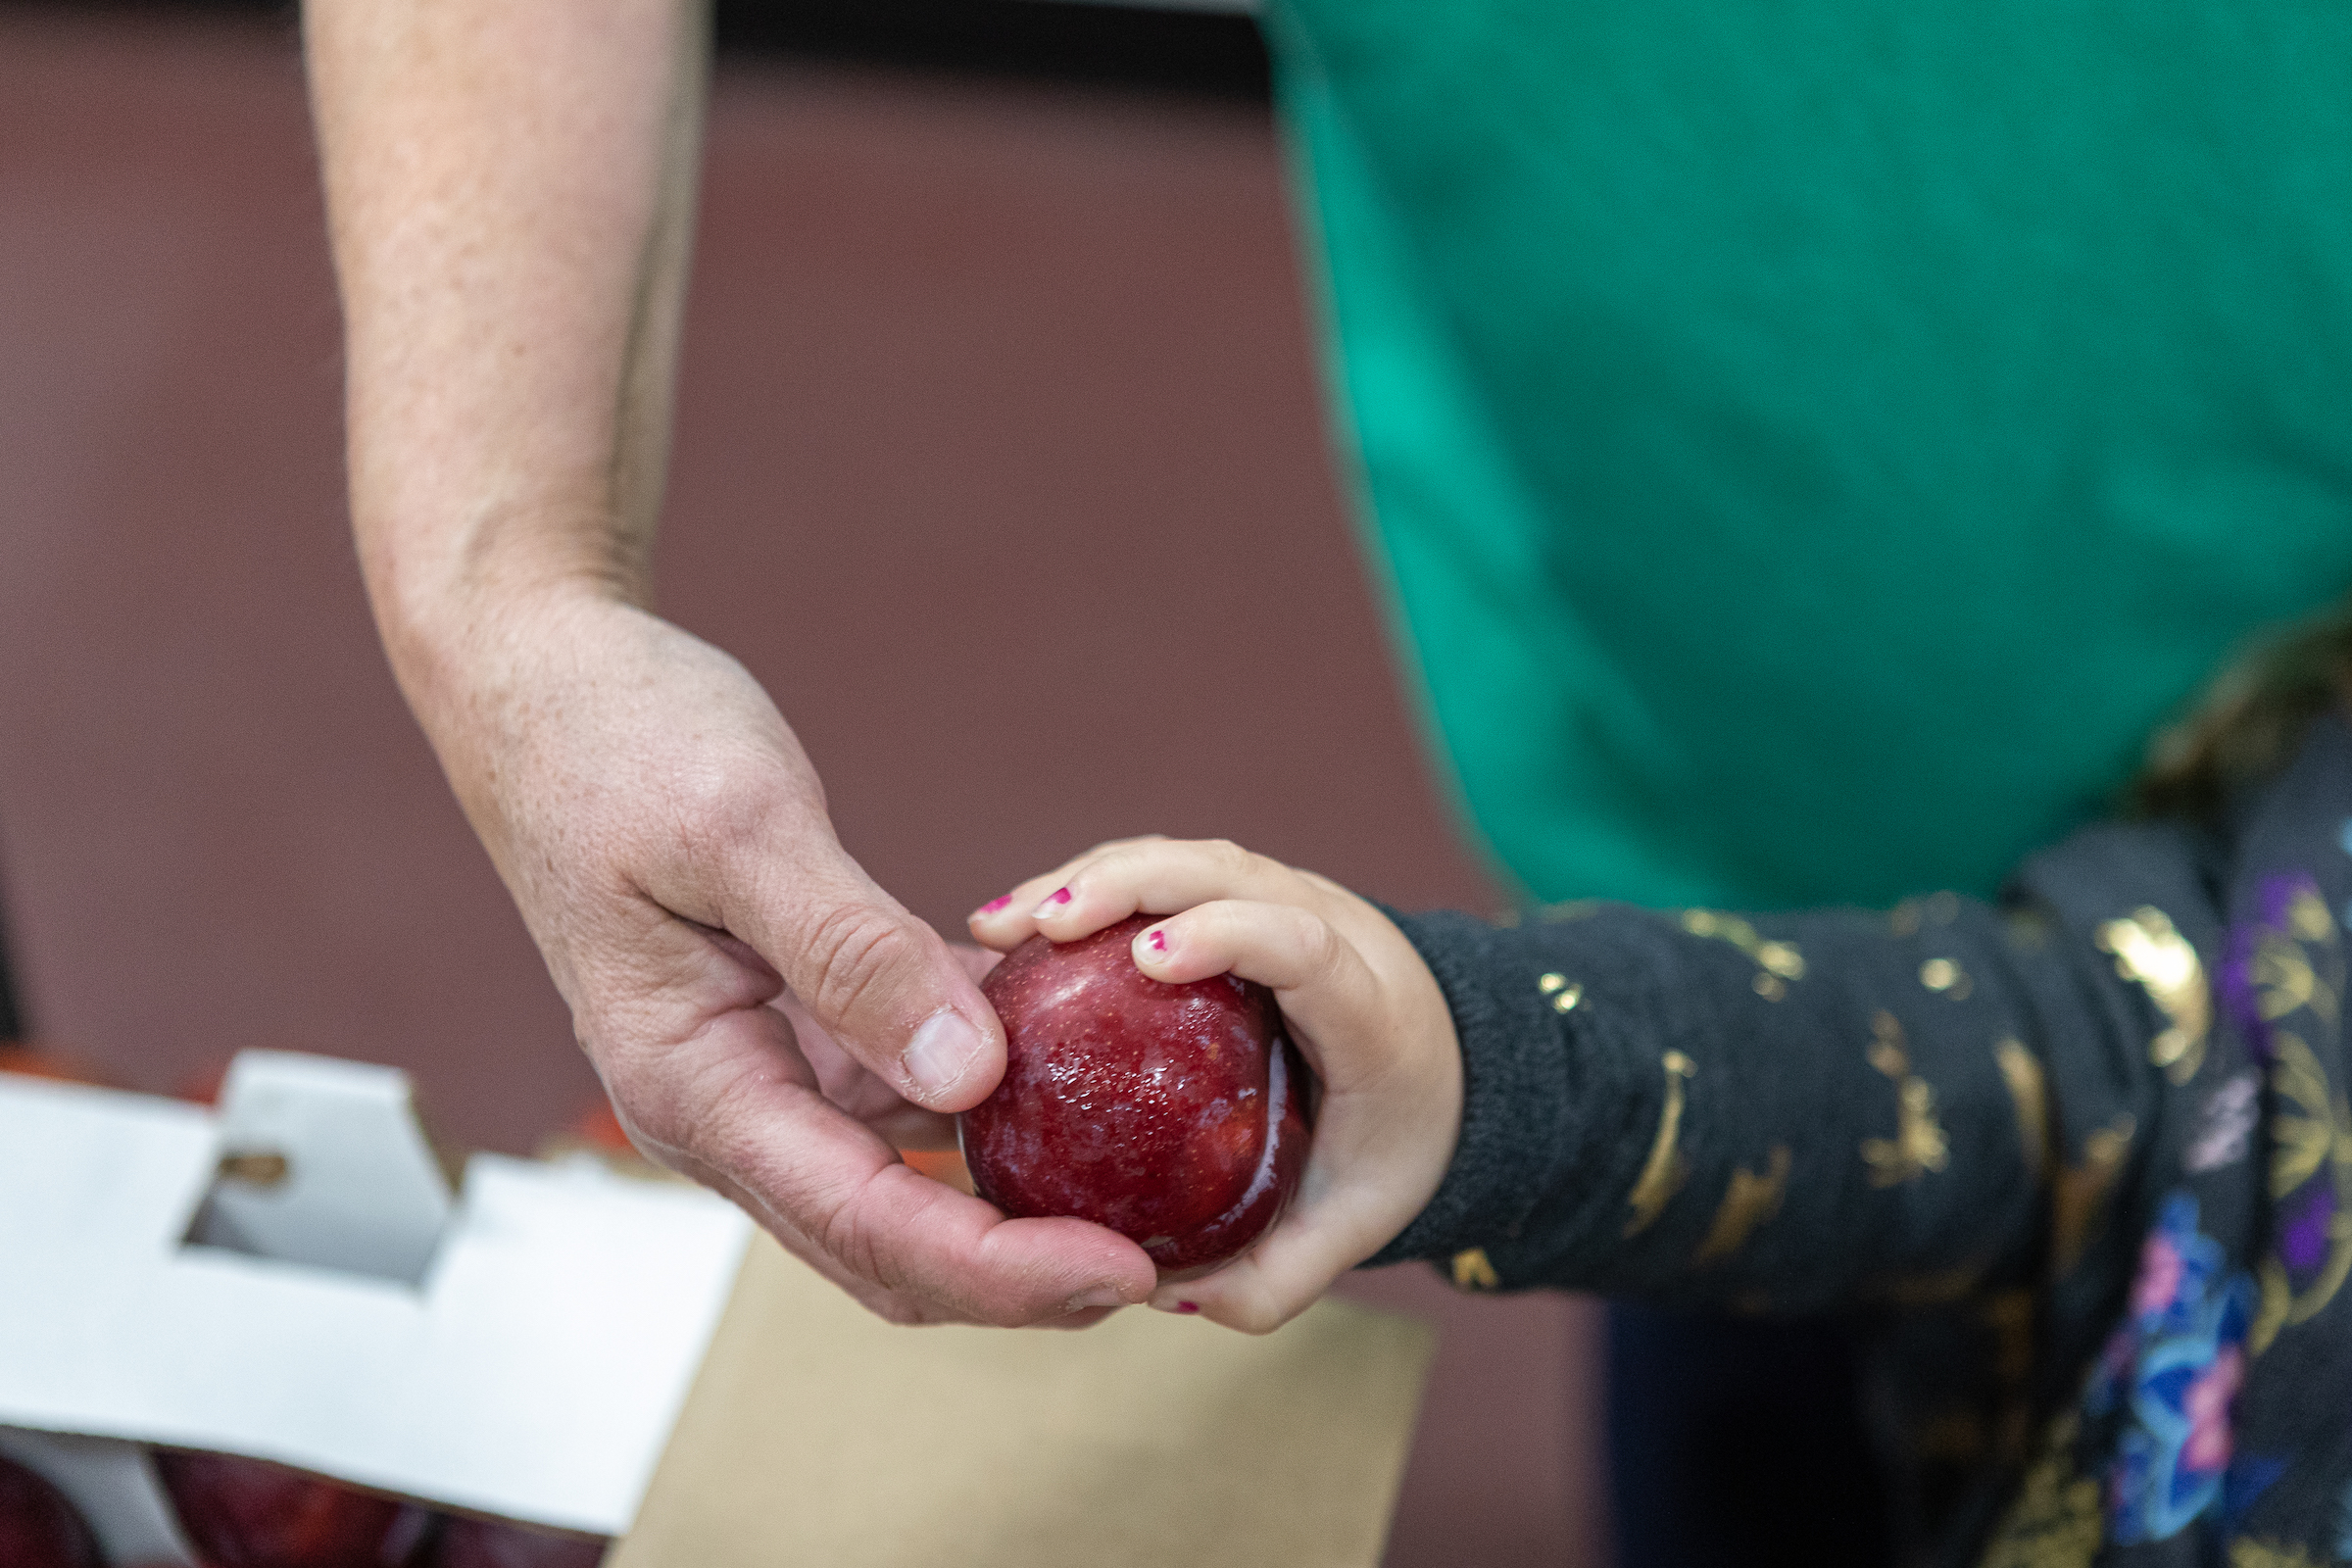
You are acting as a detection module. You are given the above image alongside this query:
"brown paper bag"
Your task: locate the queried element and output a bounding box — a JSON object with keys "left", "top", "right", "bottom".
{"left": 612, "top": 1237, "right": 1435, "bottom": 1567}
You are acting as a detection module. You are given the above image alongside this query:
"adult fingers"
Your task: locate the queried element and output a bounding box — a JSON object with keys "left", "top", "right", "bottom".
{"left": 715, "top": 835, "right": 1005, "bottom": 1115}
{"left": 612, "top": 1004, "right": 1157, "bottom": 1325}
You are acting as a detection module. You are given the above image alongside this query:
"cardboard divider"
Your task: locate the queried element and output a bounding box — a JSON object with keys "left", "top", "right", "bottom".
{"left": 182, "top": 1053, "right": 456, "bottom": 1287}
{"left": 2, "top": 1054, "right": 1436, "bottom": 1563}
{"left": 0, "top": 1061, "right": 750, "bottom": 1544}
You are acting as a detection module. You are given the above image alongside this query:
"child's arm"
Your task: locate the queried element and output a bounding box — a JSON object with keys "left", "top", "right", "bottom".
{"left": 971, "top": 824, "right": 2205, "bottom": 1330}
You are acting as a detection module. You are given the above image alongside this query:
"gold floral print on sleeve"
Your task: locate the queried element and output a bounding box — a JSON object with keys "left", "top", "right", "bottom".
{"left": 1690, "top": 1145, "right": 1791, "bottom": 1267}
{"left": 1677, "top": 909, "right": 1804, "bottom": 1001}
{"left": 2265, "top": 1031, "right": 2343, "bottom": 1200}
{"left": 1624, "top": 1051, "right": 1696, "bottom": 1237}
{"left": 2093, "top": 906, "right": 2212, "bottom": 1085}
{"left": 1920, "top": 956, "right": 1974, "bottom": 1000}
{"left": 1979, "top": 1413, "right": 2102, "bottom": 1568}
{"left": 2242, "top": 895, "right": 2341, "bottom": 1039}
{"left": 1861, "top": 1011, "right": 1951, "bottom": 1187}
{"left": 1449, "top": 1248, "right": 1500, "bottom": 1293}
{"left": 2051, "top": 1116, "right": 2136, "bottom": 1275}
{"left": 1996, "top": 1038, "right": 2052, "bottom": 1184}
{"left": 2248, "top": 1029, "right": 2352, "bottom": 1354}
{"left": 2230, "top": 1540, "right": 2328, "bottom": 1568}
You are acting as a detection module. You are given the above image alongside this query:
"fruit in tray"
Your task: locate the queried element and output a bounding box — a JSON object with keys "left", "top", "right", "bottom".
{"left": 959, "top": 914, "right": 1311, "bottom": 1278}
{"left": 154, "top": 1450, "right": 431, "bottom": 1568}
{"left": 0, "top": 1452, "right": 99, "bottom": 1568}
{"left": 432, "top": 1517, "right": 608, "bottom": 1567}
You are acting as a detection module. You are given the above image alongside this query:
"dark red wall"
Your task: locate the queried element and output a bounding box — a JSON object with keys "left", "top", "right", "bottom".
{"left": 0, "top": 11, "right": 1603, "bottom": 1562}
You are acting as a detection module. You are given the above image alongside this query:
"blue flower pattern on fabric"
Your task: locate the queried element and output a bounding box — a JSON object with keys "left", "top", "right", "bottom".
{"left": 2086, "top": 1192, "right": 2258, "bottom": 1544}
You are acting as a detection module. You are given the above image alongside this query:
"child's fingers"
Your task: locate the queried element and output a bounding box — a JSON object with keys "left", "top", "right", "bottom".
{"left": 1143, "top": 1059, "right": 1455, "bottom": 1335}
{"left": 1133, "top": 899, "right": 1400, "bottom": 1091}
{"left": 1143, "top": 1058, "right": 1441, "bottom": 1334}
{"left": 964, "top": 835, "right": 1166, "bottom": 950}
{"left": 1146, "top": 1194, "right": 1366, "bottom": 1334}
{"left": 1022, "top": 838, "right": 1315, "bottom": 947}
{"left": 1129, "top": 898, "right": 1348, "bottom": 990}
{"left": 1129, "top": 897, "right": 1440, "bottom": 1334}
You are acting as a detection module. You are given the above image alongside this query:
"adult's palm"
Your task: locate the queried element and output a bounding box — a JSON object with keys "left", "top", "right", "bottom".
{"left": 433, "top": 591, "right": 1152, "bottom": 1326}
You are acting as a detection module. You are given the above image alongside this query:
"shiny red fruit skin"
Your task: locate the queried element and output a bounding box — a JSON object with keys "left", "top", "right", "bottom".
{"left": 155, "top": 1450, "right": 430, "bottom": 1568}
{"left": 960, "top": 915, "right": 1312, "bottom": 1278}
{"left": 432, "top": 1518, "right": 607, "bottom": 1568}
{"left": 0, "top": 1452, "right": 99, "bottom": 1568}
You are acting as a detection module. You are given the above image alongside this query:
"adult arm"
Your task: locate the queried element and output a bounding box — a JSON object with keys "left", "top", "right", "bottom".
{"left": 304, "top": 0, "right": 1154, "bottom": 1324}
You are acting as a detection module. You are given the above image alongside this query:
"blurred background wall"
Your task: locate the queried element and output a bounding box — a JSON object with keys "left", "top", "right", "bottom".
{"left": 0, "top": 5, "right": 1603, "bottom": 1561}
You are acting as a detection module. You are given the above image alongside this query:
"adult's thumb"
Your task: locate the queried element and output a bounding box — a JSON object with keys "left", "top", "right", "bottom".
{"left": 772, "top": 882, "right": 1005, "bottom": 1114}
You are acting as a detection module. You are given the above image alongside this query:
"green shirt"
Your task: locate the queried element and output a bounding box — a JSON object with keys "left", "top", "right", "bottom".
{"left": 1266, "top": 0, "right": 2352, "bottom": 909}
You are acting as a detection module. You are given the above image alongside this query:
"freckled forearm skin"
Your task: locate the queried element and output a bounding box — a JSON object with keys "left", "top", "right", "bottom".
{"left": 307, "top": 0, "right": 706, "bottom": 704}
{"left": 299, "top": 0, "right": 1156, "bottom": 1328}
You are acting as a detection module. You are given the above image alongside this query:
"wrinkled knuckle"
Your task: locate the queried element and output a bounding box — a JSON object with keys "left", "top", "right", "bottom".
{"left": 795, "top": 903, "right": 921, "bottom": 1028}
{"left": 816, "top": 1187, "right": 895, "bottom": 1292}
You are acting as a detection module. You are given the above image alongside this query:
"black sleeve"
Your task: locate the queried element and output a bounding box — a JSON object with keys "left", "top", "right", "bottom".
{"left": 1367, "top": 817, "right": 2222, "bottom": 1315}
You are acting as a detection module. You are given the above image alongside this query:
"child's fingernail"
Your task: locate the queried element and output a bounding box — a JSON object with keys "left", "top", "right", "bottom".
{"left": 971, "top": 894, "right": 1012, "bottom": 919}
{"left": 1174, "top": 1300, "right": 1200, "bottom": 1314}
{"left": 1031, "top": 886, "right": 1072, "bottom": 919}
{"left": 1136, "top": 925, "right": 1170, "bottom": 961}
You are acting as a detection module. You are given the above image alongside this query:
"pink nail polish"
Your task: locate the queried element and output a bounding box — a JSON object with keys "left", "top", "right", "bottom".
{"left": 1146, "top": 928, "right": 1168, "bottom": 954}
{"left": 979, "top": 895, "right": 1011, "bottom": 913}
{"left": 1175, "top": 1300, "right": 1200, "bottom": 1314}
{"left": 1046, "top": 887, "right": 1071, "bottom": 906}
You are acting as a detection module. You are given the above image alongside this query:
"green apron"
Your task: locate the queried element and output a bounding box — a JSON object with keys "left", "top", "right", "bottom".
{"left": 1264, "top": 0, "right": 2352, "bottom": 911}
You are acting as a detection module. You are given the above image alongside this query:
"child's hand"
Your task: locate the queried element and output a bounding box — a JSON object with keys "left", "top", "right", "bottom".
{"left": 968, "top": 838, "right": 1461, "bottom": 1333}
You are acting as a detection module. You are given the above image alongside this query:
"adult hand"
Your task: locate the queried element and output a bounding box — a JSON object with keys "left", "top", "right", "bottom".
{"left": 308, "top": 0, "right": 1153, "bottom": 1325}
{"left": 970, "top": 838, "right": 1463, "bottom": 1333}
{"left": 431, "top": 587, "right": 1154, "bottom": 1325}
